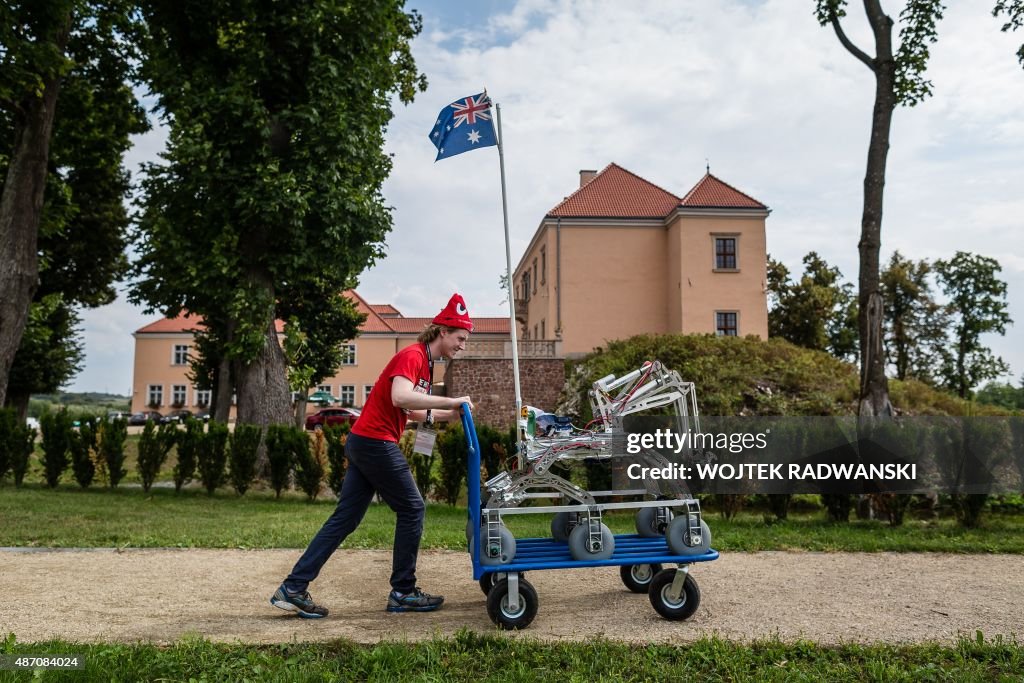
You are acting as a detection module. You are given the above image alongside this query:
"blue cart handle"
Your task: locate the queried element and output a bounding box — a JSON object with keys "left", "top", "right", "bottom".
{"left": 460, "top": 404, "right": 483, "bottom": 574}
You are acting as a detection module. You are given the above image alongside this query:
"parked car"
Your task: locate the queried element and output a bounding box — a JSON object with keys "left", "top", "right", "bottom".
{"left": 195, "top": 410, "right": 212, "bottom": 422}
{"left": 160, "top": 409, "right": 194, "bottom": 424}
{"left": 305, "top": 407, "right": 361, "bottom": 431}
{"left": 128, "top": 411, "right": 163, "bottom": 426}
{"left": 107, "top": 410, "right": 129, "bottom": 421}
{"left": 306, "top": 390, "right": 336, "bottom": 406}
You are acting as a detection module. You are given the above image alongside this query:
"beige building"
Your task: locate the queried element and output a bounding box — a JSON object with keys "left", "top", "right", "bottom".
{"left": 130, "top": 291, "right": 511, "bottom": 418}
{"left": 513, "top": 163, "right": 770, "bottom": 355}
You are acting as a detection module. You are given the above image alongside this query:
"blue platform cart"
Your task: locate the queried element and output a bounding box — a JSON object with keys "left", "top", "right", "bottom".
{"left": 461, "top": 405, "right": 719, "bottom": 630}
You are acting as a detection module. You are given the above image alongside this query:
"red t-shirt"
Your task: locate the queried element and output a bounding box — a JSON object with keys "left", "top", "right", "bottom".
{"left": 351, "top": 343, "right": 431, "bottom": 442}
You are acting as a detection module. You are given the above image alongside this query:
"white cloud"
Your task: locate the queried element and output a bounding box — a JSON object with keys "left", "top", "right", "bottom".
{"left": 72, "top": 0, "right": 1024, "bottom": 392}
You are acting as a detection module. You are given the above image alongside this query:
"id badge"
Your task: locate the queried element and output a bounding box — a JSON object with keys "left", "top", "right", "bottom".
{"left": 413, "top": 426, "right": 437, "bottom": 456}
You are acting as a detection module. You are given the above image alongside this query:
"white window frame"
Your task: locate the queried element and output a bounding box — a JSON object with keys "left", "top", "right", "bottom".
{"left": 148, "top": 385, "right": 163, "bottom": 407}
{"left": 712, "top": 233, "right": 740, "bottom": 272}
{"left": 340, "top": 343, "right": 357, "bottom": 366}
{"left": 317, "top": 384, "right": 333, "bottom": 395}
{"left": 171, "top": 384, "right": 187, "bottom": 407}
{"left": 339, "top": 385, "right": 355, "bottom": 406}
{"left": 364, "top": 384, "right": 374, "bottom": 404}
{"left": 172, "top": 344, "right": 190, "bottom": 366}
{"left": 194, "top": 388, "right": 211, "bottom": 408}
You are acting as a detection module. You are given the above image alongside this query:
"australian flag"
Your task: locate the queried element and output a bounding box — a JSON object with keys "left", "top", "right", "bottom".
{"left": 428, "top": 92, "right": 497, "bottom": 161}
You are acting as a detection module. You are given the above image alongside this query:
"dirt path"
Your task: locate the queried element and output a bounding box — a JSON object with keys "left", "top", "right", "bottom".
{"left": 2, "top": 548, "right": 1021, "bottom": 645}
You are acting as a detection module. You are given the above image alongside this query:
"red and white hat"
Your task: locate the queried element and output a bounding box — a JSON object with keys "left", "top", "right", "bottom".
{"left": 432, "top": 293, "right": 473, "bottom": 332}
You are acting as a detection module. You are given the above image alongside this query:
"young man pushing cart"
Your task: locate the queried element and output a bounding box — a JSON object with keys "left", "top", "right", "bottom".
{"left": 271, "top": 293, "right": 475, "bottom": 618}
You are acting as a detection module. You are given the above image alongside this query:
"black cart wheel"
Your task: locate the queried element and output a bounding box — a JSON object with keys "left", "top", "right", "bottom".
{"left": 619, "top": 563, "right": 663, "bottom": 593}
{"left": 486, "top": 577, "right": 539, "bottom": 630}
{"left": 648, "top": 568, "right": 701, "bottom": 621}
{"left": 568, "top": 520, "right": 615, "bottom": 560}
{"left": 635, "top": 507, "right": 673, "bottom": 537}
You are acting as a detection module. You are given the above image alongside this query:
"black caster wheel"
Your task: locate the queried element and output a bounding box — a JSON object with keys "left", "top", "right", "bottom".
{"left": 486, "top": 577, "right": 539, "bottom": 630}
{"left": 665, "top": 517, "right": 711, "bottom": 556}
{"left": 648, "top": 568, "right": 701, "bottom": 621}
{"left": 619, "top": 563, "right": 663, "bottom": 593}
{"left": 568, "top": 520, "right": 614, "bottom": 561}
{"left": 635, "top": 507, "right": 673, "bottom": 537}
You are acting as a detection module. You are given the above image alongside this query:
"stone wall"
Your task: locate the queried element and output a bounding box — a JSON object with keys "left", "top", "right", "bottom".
{"left": 443, "top": 358, "right": 566, "bottom": 429}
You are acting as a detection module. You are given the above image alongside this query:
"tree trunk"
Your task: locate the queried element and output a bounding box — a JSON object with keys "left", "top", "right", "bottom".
{"left": 294, "top": 394, "right": 309, "bottom": 429}
{"left": 856, "top": 1, "right": 895, "bottom": 418}
{"left": 234, "top": 272, "right": 291, "bottom": 429}
{"left": 0, "top": 18, "right": 69, "bottom": 405}
{"left": 4, "top": 391, "right": 31, "bottom": 421}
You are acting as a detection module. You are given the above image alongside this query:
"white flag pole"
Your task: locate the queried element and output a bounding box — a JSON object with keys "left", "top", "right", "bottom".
{"left": 493, "top": 101, "right": 524, "bottom": 465}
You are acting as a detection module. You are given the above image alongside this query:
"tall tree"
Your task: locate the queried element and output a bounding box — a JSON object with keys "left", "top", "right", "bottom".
{"left": 880, "top": 251, "right": 946, "bottom": 383}
{"left": 993, "top": 1, "right": 1024, "bottom": 67}
{"left": 2, "top": 5, "right": 147, "bottom": 415}
{"left": 132, "top": 0, "right": 426, "bottom": 429}
{"left": 0, "top": 0, "right": 145, "bottom": 406}
{"left": 934, "top": 252, "right": 1012, "bottom": 398}
{"left": 768, "top": 252, "right": 858, "bottom": 360}
{"left": 815, "top": 0, "right": 944, "bottom": 416}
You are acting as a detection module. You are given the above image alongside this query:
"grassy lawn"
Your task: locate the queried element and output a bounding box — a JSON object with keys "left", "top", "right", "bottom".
{"left": 1, "top": 484, "right": 1023, "bottom": 552}
{"left": 0, "top": 631, "right": 1021, "bottom": 682}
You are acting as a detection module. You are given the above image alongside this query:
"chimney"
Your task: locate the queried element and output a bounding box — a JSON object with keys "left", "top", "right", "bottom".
{"left": 579, "top": 169, "right": 597, "bottom": 187}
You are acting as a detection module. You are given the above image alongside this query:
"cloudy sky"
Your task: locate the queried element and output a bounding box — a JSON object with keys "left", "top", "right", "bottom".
{"left": 71, "top": 0, "right": 1024, "bottom": 394}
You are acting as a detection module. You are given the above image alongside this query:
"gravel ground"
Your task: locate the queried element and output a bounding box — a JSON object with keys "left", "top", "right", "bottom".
{"left": 2, "top": 548, "right": 1021, "bottom": 645}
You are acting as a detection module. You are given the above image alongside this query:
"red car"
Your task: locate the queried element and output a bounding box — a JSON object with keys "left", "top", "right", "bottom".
{"left": 305, "top": 407, "right": 361, "bottom": 431}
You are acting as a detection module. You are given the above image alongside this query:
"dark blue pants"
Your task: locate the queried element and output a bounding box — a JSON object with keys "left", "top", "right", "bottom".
{"left": 284, "top": 432, "right": 425, "bottom": 594}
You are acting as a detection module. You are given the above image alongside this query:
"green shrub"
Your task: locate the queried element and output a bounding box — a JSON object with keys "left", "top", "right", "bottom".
{"left": 323, "top": 423, "right": 348, "bottom": 497}
{"left": 821, "top": 494, "right": 853, "bottom": 522}
{"left": 476, "top": 424, "right": 507, "bottom": 481}
{"left": 228, "top": 424, "right": 262, "bottom": 496}
{"left": 39, "top": 410, "right": 74, "bottom": 488}
{"left": 766, "top": 494, "right": 792, "bottom": 521}
{"left": 293, "top": 428, "right": 325, "bottom": 501}
{"left": 265, "top": 424, "right": 293, "bottom": 498}
{"left": 137, "top": 421, "right": 178, "bottom": 493}
{"left": 399, "top": 428, "right": 435, "bottom": 501}
{"left": 436, "top": 423, "right": 467, "bottom": 506}
{"left": 0, "top": 408, "right": 35, "bottom": 486}
{"left": 197, "top": 421, "right": 229, "bottom": 494}
{"left": 99, "top": 418, "right": 128, "bottom": 487}
{"left": 69, "top": 418, "right": 98, "bottom": 488}
{"left": 173, "top": 418, "right": 203, "bottom": 492}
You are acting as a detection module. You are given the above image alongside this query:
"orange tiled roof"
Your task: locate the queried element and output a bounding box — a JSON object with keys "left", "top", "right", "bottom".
{"left": 387, "top": 317, "right": 510, "bottom": 334}
{"left": 135, "top": 293, "right": 511, "bottom": 336}
{"left": 546, "top": 164, "right": 767, "bottom": 218}
{"left": 370, "top": 304, "right": 402, "bottom": 317}
{"left": 547, "top": 163, "right": 681, "bottom": 218}
{"left": 680, "top": 173, "right": 766, "bottom": 209}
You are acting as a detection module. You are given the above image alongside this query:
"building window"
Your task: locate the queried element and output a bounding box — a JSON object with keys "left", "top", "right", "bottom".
{"left": 172, "top": 344, "right": 190, "bottom": 366}
{"left": 364, "top": 385, "right": 374, "bottom": 404}
{"left": 339, "top": 385, "right": 355, "bottom": 406}
{"left": 522, "top": 273, "right": 530, "bottom": 302}
{"left": 716, "top": 312, "right": 738, "bottom": 336}
{"left": 317, "top": 384, "right": 332, "bottom": 395}
{"left": 171, "top": 384, "right": 187, "bottom": 407}
{"left": 540, "top": 247, "right": 546, "bottom": 284}
{"left": 714, "top": 237, "right": 738, "bottom": 270}
{"left": 194, "top": 389, "right": 211, "bottom": 408}
{"left": 340, "top": 343, "right": 357, "bottom": 365}
{"left": 532, "top": 259, "right": 538, "bottom": 293}
{"left": 540, "top": 319, "right": 545, "bottom": 339}
{"left": 534, "top": 323, "right": 538, "bottom": 339}
{"left": 147, "top": 385, "right": 163, "bottom": 407}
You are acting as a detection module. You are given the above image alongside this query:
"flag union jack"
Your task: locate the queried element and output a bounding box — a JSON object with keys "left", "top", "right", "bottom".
{"left": 428, "top": 91, "right": 497, "bottom": 161}
{"left": 451, "top": 93, "right": 492, "bottom": 128}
